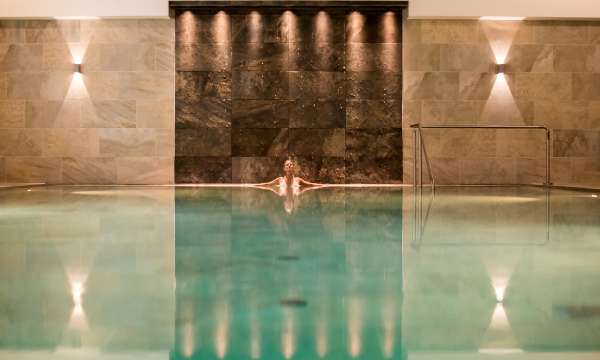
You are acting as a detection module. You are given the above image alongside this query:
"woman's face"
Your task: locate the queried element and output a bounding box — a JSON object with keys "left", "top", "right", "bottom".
{"left": 283, "top": 160, "right": 295, "bottom": 175}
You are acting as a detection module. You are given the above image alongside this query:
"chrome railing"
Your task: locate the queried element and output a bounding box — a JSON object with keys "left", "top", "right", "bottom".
{"left": 410, "top": 124, "right": 552, "bottom": 188}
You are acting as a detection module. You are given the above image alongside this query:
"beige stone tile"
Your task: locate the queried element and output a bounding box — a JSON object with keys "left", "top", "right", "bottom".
{"left": 42, "top": 43, "right": 75, "bottom": 71}
{"left": 404, "top": 71, "right": 459, "bottom": 101}
{"left": 505, "top": 45, "right": 554, "bottom": 73}
{"left": 535, "top": 101, "right": 589, "bottom": 129}
{"left": 571, "top": 157, "right": 600, "bottom": 188}
{"left": 587, "top": 102, "right": 600, "bottom": 129}
{"left": 421, "top": 20, "right": 481, "bottom": 44}
{"left": 459, "top": 72, "right": 495, "bottom": 100}
{"left": 116, "top": 157, "right": 173, "bottom": 184}
{"left": 0, "top": 101, "right": 25, "bottom": 128}
{"left": 138, "top": 19, "right": 175, "bottom": 43}
{"left": 0, "top": 129, "right": 43, "bottom": 155}
{"left": 421, "top": 100, "right": 484, "bottom": 125}
{"left": 80, "top": 20, "right": 139, "bottom": 44}
{"left": 81, "top": 100, "right": 136, "bottom": 128}
{"left": 514, "top": 73, "right": 572, "bottom": 101}
{"left": 40, "top": 72, "right": 73, "bottom": 101}
{"left": 43, "top": 128, "right": 99, "bottom": 157}
{"left": 481, "top": 99, "right": 534, "bottom": 125}
{"left": 155, "top": 42, "right": 175, "bottom": 71}
{"left": 83, "top": 72, "right": 120, "bottom": 100}
{"left": 119, "top": 72, "right": 174, "bottom": 101}
{"left": 61, "top": 157, "right": 117, "bottom": 184}
{"left": 573, "top": 73, "right": 600, "bottom": 101}
{"left": 156, "top": 129, "right": 174, "bottom": 157}
{"left": 481, "top": 20, "right": 536, "bottom": 46}
{"left": 553, "top": 45, "right": 595, "bottom": 72}
{"left": 0, "top": 20, "right": 26, "bottom": 43}
{"left": 137, "top": 99, "right": 174, "bottom": 128}
{"left": 553, "top": 129, "right": 598, "bottom": 157}
{"left": 0, "top": 73, "right": 6, "bottom": 99}
{"left": 5, "top": 157, "right": 61, "bottom": 183}
{"left": 25, "top": 100, "right": 81, "bottom": 128}
{"left": 24, "top": 20, "right": 80, "bottom": 43}
{"left": 550, "top": 157, "right": 572, "bottom": 185}
{"left": 0, "top": 156, "right": 4, "bottom": 182}
{"left": 98, "top": 128, "right": 157, "bottom": 156}
{"left": 403, "top": 44, "right": 440, "bottom": 71}
{"left": 0, "top": 44, "right": 43, "bottom": 72}
{"left": 440, "top": 44, "right": 493, "bottom": 72}
{"left": 80, "top": 43, "right": 102, "bottom": 71}
{"left": 534, "top": 21, "right": 589, "bottom": 44}
{"left": 100, "top": 43, "right": 155, "bottom": 71}
{"left": 425, "top": 128, "right": 496, "bottom": 158}
{"left": 460, "top": 157, "right": 516, "bottom": 185}
{"left": 7, "top": 72, "right": 47, "bottom": 99}
{"left": 516, "top": 157, "right": 547, "bottom": 185}
{"left": 496, "top": 129, "right": 546, "bottom": 158}
{"left": 403, "top": 19, "right": 421, "bottom": 44}
{"left": 402, "top": 100, "right": 421, "bottom": 126}
{"left": 429, "top": 156, "right": 461, "bottom": 185}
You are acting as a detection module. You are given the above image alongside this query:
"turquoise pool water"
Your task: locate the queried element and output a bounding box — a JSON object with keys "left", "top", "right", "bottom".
{"left": 0, "top": 186, "right": 599, "bottom": 360}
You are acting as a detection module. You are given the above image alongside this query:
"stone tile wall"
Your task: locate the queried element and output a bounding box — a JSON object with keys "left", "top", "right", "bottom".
{"left": 175, "top": 9, "right": 403, "bottom": 184}
{"left": 0, "top": 20, "right": 175, "bottom": 184}
{"left": 404, "top": 17, "right": 600, "bottom": 188}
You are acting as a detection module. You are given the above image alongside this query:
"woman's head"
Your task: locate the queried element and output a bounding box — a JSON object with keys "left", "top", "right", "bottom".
{"left": 283, "top": 159, "right": 296, "bottom": 177}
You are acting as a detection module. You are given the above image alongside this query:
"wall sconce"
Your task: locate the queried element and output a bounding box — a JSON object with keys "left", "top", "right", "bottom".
{"left": 494, "top": 63, "right": 505, "bottom": 74}
{"left": 74, "top": 63, "right": 82, "bottom": 73}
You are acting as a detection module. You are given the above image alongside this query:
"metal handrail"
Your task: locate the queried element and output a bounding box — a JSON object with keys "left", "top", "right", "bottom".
{"left": 409, "top": 124, "right": 552, "bottom": 188}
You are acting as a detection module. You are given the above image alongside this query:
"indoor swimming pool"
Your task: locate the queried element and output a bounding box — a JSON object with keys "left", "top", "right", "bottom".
{"left": 0, "top": 185, "right": 599, "bottom": 359}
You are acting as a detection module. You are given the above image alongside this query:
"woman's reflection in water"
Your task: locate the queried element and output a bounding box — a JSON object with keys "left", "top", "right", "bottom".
{"left": 253, "top": 159, "right": 324, "bottom": 213}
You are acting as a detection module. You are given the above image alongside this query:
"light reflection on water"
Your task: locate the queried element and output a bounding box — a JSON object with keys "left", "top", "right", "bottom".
{"left": 0, "top": 186, "right": 599, "bottom": 359}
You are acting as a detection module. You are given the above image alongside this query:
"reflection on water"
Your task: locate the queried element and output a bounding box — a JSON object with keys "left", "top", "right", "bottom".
{"left": 0, "top": 186, "right": 600, "bottom": 359}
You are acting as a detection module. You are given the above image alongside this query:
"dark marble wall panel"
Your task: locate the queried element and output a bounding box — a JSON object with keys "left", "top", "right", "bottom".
{"left": 175, "top": 8, "right": 403, "bottom": 183}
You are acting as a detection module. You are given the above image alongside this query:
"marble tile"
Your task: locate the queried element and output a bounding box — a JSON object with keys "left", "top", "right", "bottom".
{"left": 428, "top": 157, "right": 461, "bottom": 185}
{"left": 290, "top": 13, "right": 345, "bottom": 44}
{"left": 232, "top": 42, "right": 288, "bottom": 70}
{"left": 289, "top": 42, "right": 344, "bottom": 71}
{"left": 156, "top": 129, "right": 175, "bottom": 157}
{"left": 345, "top": 156, "right": 402, "bottom": 184}
{"left": 176, "top": 71, "right": 231, "bottom": 100}
{"left": 100, "top": 43, "right": 155, "bottom": 71}
{"left": 232, "top": 156, "right": 284, "bottom": 183}
{"left": 345, "top": 11, "right": 402, "bottom": 44}
{"left": 480, "top": 99, "right": 534, "bottom": 125}
{"left": 346, "top": 71, "right": 402, "bottom": 100}
{"left": 346, "top": 43, "right": 402, "bottom": 72}
{"left": 6, "top": 72, "right": 45, "bottom": 100}
{"left": 289, "top": 128, "right": 345, "bottom": 157}
{"left": 571, "top": 157, "right": 600, "bottom": 188}
{"left": 572, "top": 73, "right": 600, "bottom": 101}
{"left": 0, "top": 100, "right": 25, "bottom": 128}
{"left": 290, "top": 100, "right": 345, "bottom": 128}
{"left": 402, "top": 100, "right": 422, "bottom": 125}
{"left": 0, "top": 157, "right": 4, "bottom": 182}
{"left": 515, "top": 73, "right": 572, "bottom": 101}
{"left": 24, "top": 20, "right": 80, "bottom": 43}
{"left": 440, "top": 44, "right": 493, "bottom": 72}
{"left": 40, "top": 72, "right": 73, "bottom": 101}
{"left": 588, "top": 102, "right": 600, "bottom": 129}
{"left": 177, "top": 11, "right": 232, "bottom": 44}
{"left": 232, "top": 100, "right": 289, "bottom": 128}
{"left": 289, "top": 71, "right": 345, "bottom": 99}
{"left": 0, "top": 73, "right": 6, "bottom": 99}
{"left": 421, "top": 100, "right": 484, "bottom": 125}
{"left": 175, "top": 128, "right": 230, "bottom": 156}
{"left": 505, "top": 45, "right": 554, "bottom": 73}
{"left": 176, "top": 43, "right": 231, "bottom": 71}
{"left": 175, "top": 156, "right": 231, "bottom": 183}
{"left": 119, "top": 72, "right": 174, "bottom": 101}
{"left": 534, "top": 101, "right": 590, "bottom": 129}
{"left": 404, "top": 71, "right": 459, "bottom": 101}
{"left": 460, "top": 157, "right": 516, "bottom": 184}
{"left": 420, "top": 20, "right": 482, "bottom": 44}
{"left": 0, "top": 20, "right": 26, "bottom": 43}
{"left": 496, "top": 129, "right": 546, "bottom": 158}
{"left": 5, "top": 156, "right": 61, "bottom": 184}
{"left": 554, "top": 45, "right": 595, "bottom": 72}
{"left": 43, "top": 128, "right": 99, "bottom": 157}
{"left": 425, "top": 128, "right": 496, "bottom": 158}
{"left": 516, "top": 157, "right": 547, "bottom": 185}
{"left": 42, "top": 43, "right": 74, "bottom": 71}
{"left": 231, "top": 13, "right": 287, "bottom": 43}
{"left": 99, "top": 128, "right": 157, "bottom": 157}
{"left": 116, "top": 157, "right": 173, "bottom": 184}
{"left": 176, "top": 97, "right": 231, "bottom": 128}
{"left": 459, "top": 72, "right": 495, "bottom": 100}
{"left": 80, "top": 19, "right": 140, "bottom": 44}
{"left": 61, "top": 157, "right": 117, "bottom": 185}
{"left": 0, "top": 129, "right": 43, "bottom": 156}
{"left": 81, "top": 100, "right": 136, "bottom": 128}
{"left": 346, "top": 100, "right": 401, "bottom": 129}
{"left": 550, "top": 157, "right": 573, "bottom": 185}
{"left": 138, "top": 19, "right": 175, "bottom": 43}
{"left": 534, "top": 21, "right": 589, "bottom": 44}
{"left": 553, "top": 129, "right": 598, "bottom": 157}
{"left": 403, "top": 44, "right": 440, "bottom": 71}
{"left": 155, "top": 42, "right": 176, "bottom": 71}
{"left": 82, "top": 72, "right": 120, "bottom": 101}
{"left": 295, "top": 156, "right": 345, "bottom": 183}
{"left": 232, "top": 71, "right": 288, "bottom": 99}
{"left": 231, "top": 128, "right": 288, "bottom": 156}
{"left": 137, "top": 99, "right": 175, "bottom": 129}
{"left": 345, "top": 129, "right": 402, "bottom": 160}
